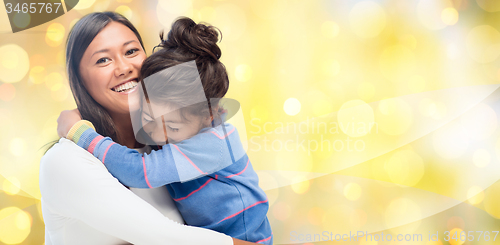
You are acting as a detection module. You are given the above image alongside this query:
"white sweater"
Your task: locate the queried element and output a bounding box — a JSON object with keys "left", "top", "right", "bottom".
{"left": 39, "top": 138, "right": 233, "bottom": 245}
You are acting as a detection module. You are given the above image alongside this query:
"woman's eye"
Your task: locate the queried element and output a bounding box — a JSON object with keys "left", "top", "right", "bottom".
{"left": 96, "top": 57, "right": 109, "bottom": 64}
{"left": 126, "top": 48, "right": 139, "bottom": 55}
{"left": 168, "top": 126, "right": 179, "bottom": 132}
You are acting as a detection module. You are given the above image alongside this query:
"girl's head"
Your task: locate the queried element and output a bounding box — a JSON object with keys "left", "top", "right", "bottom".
{"left": 66, "top": 12, "right": 146, "bottom": 143}
{"left": 138, "top": 17, "right": 229, "bottom": 144}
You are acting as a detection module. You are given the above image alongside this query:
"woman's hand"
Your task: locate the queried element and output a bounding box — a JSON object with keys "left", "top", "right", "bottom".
{"left": 57, "top": 109, "right": 82, "bottom": 138}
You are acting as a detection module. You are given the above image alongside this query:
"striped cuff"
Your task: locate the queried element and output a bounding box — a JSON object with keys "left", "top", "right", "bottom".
{"left": 66, "top": 120, "right": 96, "bottom": 143}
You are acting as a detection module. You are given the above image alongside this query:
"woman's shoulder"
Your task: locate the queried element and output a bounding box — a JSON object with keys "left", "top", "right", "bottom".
{"left": 40, "top": 138, "right": 105, "bottom": 173}
{"left": 39, "top": 138, "right": 111, "bottom": 204}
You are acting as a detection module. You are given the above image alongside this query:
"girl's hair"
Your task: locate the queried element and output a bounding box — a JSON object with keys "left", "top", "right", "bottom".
{"left": 66, "top": 12, "right": 145, "bottom": 143}
{"left": 139, "top": 17, "right": 229, "bottom": 121}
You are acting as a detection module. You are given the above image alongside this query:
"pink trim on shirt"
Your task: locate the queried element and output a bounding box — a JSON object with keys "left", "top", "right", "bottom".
{"left": 173, "top": 178, "right": 214, "bottom": 201}
{"left": 172, "top": 144, "right": 207, "bottom": 175}
{"left": 225, "top": 158, "right": 249, "bottom": 178}
{"left": 88, "top": 135, "right": 104, "bottom": 154}
{"left": 142, "top": 157, "right": 153, "bottom": 188}
{"left": 217, "top": 199, "right": 268, "bottom": 224}
{"left": 101, "top": 142, "right": 115, "bottom": 163}
{"left": 256, "top": 235, "right": 272, "bottom": 244}
{"left": 209, "top": 127, "right": 235, "bottom": 139}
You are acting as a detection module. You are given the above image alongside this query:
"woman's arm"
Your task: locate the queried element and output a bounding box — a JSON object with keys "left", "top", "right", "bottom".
{"left": 65, "top": 120, "right": 243, "bottom": 188}
{"left": 40, "top": 138, "right": 234, "bottom": 245}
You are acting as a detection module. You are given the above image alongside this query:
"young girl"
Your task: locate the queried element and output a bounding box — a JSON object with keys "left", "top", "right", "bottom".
{"left": 57, "top": 17, "right": 272, "bottom": 244}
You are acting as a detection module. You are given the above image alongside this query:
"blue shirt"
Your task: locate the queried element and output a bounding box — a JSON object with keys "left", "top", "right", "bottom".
{"left": 74, "top": 122, "right": 273, "bottom": 244}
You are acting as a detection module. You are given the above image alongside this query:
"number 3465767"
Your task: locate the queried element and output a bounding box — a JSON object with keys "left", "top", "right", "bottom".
{"left": 5, "top": 3, "right": 62, "bottom": 14}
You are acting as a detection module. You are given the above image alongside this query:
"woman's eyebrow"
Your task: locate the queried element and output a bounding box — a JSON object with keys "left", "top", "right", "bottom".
{"left": 123, "top": 40, "right": 138, "bottom": 46}
{"left": 91, "top": 40, "right": 138, "bottom": 58}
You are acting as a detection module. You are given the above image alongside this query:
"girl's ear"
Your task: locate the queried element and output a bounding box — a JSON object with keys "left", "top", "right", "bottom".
{"left": 202, "top": 105, "right": 219, "bottom": 127}
{"left": 202, "top": 114, "right": 213, "bottom": 127}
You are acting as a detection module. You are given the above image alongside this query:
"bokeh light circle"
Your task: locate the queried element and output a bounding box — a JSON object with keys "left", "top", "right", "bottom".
{"left": 115, "top": 5, "right": 133, "bottom": 20}
{"left": 337, "top": 99, "right": 375, "bottom": 137}
{"left": 45, "top": 23, "right": 65, "bottom": 47}
{"left": 321, "top": 21, "right": 340, "bottom": 38}
{"left": 349, "top": 1, "right": 386, "bottom": 38}
{"left": 0, "top": 207, "right": 31, "bottom": 244}
{"left": 441, "top": 8, "right": 458, "bottom": 26}
{"left": 433, "top": 122, "right": 468, "bottom": 159}
{"left": 250, "top": 105, "right": 269, "bottom": 122}
{"left": 272, "top": 201, "right": 291, "bottom": 221}
{"left": 467, "top": 186, "right": 484, "bottom": 205}
{"left": 283, "top": 98, "right": 301, "bottom": 116}
{"left": 28, "top": 66, "right": 46, "bottom": 84}
{"left": 417, "top": 0, "right": 452, "bottom": 30}
{"left": 0, "top": 44, "right": 30, "bottom": 83}
{"left": 0, "top": 84, "right": 15, "bottom": 101}
{"left": 460, "top": 103, "right": 497, "bottom": 140}
{"left": 377, "top": 98, "right": 413, "bottom": 136}
{"left": 343, "top": 182, "right": 362, "bottom": 201}
{"left": 448, "top": 228, "right": 465, "bottom": 245}
{"left": 466, "top": 25, "right": 500, "bottom": 63}
{"left": 13, "top": 13, "right": 30, "bottom": 29}
{"left": 2, "top": 177, "right": 21, "bottom": 196}
{"left": 385, "top": 150, "right": 425, "bottom": 187}
{"left": 290, "top": 176, "right": 310, "bottom": 194}
{"left": 9, "top": 138, "right": 25, "bottom": 157}
{"left": 74, "top": 0, "right": 97, "bottom": 10}
{"left": 304, "top": 89, "right": 334, "bottom": 117}
{"left": 322, "top": 205, "right": 354, "bottom": 232}
{"left": 45, "top": 72, "right": 64, "bottom": 91}
{"left": 307, "top": 207, "right": 325, "bottom": 225}
{"left": 235, "top": 64, "right": 252, "bottom": 82}
{"left": 472, "top": 149, "right": 490, "bottom": 168}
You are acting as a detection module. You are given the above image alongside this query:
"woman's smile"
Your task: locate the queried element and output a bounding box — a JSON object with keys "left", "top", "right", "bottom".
{"left": 111, "top": 78, "right": 139, "bottom": 94}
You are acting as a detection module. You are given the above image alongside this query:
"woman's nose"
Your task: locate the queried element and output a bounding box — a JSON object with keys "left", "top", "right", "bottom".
{"left": 114, "top": 56, "right": 132, "bottom": 77}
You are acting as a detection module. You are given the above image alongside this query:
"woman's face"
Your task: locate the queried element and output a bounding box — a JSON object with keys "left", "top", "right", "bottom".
{"left": 79, "top": 21, "right": 146, "bottom": 116}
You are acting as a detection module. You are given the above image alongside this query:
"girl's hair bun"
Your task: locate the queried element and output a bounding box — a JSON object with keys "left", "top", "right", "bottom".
{"left": 160, "top": 17, "right": 222, "bottom": 61}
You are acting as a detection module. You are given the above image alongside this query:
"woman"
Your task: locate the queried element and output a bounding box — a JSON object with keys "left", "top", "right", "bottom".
{"left": 39, "top": 12, "right": 257, "bottom": 245}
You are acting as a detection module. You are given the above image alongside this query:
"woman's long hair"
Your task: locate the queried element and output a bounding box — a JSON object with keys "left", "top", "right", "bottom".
{"left": 66, "top": 12, "right": 145, "bottom": 143}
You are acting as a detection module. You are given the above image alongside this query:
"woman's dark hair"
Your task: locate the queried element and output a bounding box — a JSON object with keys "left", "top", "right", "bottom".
{"left": 66, "top": 12, "right": 145, "bottom": 143}
{"left": 139, "top": 17, "right": 229, "bottom": 121}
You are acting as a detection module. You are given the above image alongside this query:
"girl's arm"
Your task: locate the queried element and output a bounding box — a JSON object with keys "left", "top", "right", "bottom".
{"left": 40, "top": 138, "right": 234, "bottom": 245}
{"left": 65, "top": 120, "right": 244, "bottom": 188}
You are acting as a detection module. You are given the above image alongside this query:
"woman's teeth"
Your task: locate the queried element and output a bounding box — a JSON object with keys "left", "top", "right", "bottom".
{"left": 112, "top": 80, "right": 138, "bottom": 93}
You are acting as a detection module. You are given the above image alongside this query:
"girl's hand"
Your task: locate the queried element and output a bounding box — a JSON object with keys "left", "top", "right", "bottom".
{"left": 57, "top": 109, "right": 82, "bottom": 138}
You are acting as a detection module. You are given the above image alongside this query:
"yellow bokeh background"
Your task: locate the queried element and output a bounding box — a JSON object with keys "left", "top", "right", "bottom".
{"left": 2, "top": 0, "right": 500, "bottom": 244}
